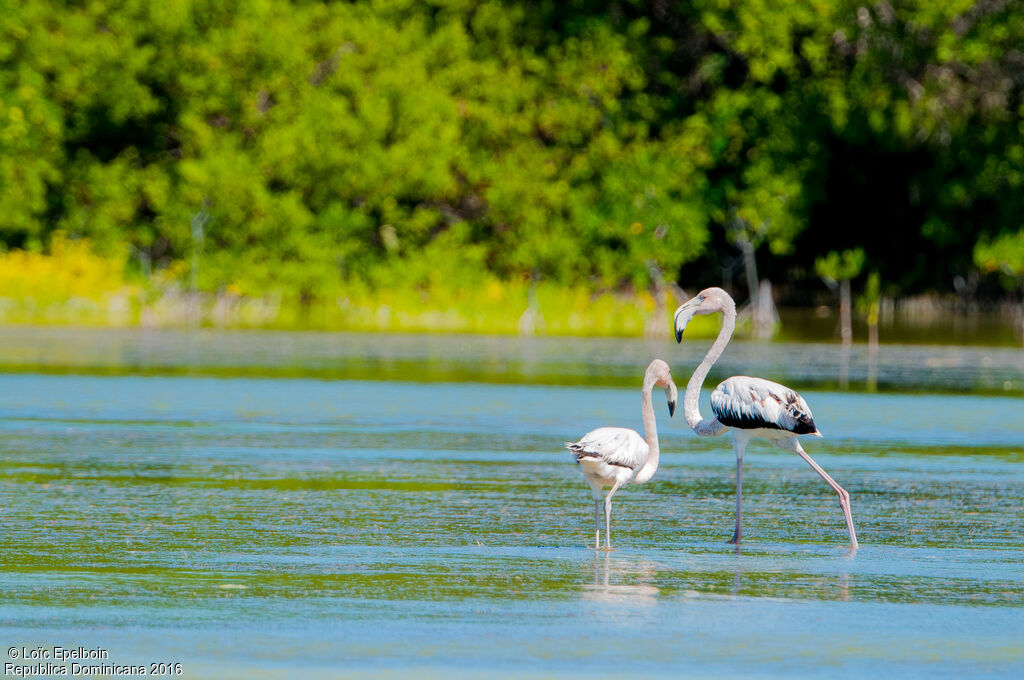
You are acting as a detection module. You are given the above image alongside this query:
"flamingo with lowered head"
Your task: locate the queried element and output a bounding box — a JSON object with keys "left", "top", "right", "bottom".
{"left": 566, "top": 359, "right": 677, "bottom": 550}
{"left": 674, "top": 287, "right": 859, "bottom": 549}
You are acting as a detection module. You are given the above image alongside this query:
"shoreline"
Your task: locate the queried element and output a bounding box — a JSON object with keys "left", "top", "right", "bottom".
{"left": 0, "top": 301, "right": 1020, "bottom": 347}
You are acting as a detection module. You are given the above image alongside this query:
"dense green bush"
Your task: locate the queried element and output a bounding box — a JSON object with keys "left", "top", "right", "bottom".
{"left": 1, "top": 0, "right": 1022, "bottom": 301}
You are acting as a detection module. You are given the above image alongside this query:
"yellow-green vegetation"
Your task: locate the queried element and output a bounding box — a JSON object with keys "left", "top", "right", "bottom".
{"left": 0, "top": 234, "right": 137, "bottom": 325}
{"left": 0, "top": 237, "right": 730, "bottom": 336}
{"left": 291, "top": 280, "right": 706, "bottom": 336}
{"left": 975, "top": 231, "right": 1024, "bottom": 288}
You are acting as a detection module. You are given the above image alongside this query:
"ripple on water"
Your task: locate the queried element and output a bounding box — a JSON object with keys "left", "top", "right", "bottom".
{"left": 1, "top": 355, "right": 1023, "bottom": 678}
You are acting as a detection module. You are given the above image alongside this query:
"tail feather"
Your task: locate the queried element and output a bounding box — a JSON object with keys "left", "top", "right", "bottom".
{"left": 566, "top": 441, "right": 596, "bottom": 465}
{"left": 566, "top": 441, "right": 580, "bottom": 464}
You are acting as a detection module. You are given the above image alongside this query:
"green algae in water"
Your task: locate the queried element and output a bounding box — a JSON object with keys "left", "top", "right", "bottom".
{"left": 0, "top": 334, "right": 1022, "bottom": 678}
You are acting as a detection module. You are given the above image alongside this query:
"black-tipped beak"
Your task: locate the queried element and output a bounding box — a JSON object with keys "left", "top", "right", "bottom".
{"left": 673, "top": 301, "right": 699, "bottom": 343}
{"left": 668, "top": 400, "right": 676, "bottom": 417}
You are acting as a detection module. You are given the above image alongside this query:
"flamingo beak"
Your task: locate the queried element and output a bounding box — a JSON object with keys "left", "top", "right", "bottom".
{"left": 673, "top": 299, "right": 700, "bottom": 343}
{"left": 665, "top": 381, "right": 678, "bottom": 417}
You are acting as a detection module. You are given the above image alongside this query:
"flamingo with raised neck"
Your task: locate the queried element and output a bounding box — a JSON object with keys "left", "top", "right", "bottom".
{"left": 674, "top": 287, "right": 859, "bottom": 549}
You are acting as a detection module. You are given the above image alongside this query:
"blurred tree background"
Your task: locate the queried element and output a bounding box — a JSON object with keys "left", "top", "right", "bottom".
{"left": 1, "top": 0, "right": 1023, "bottom": 333}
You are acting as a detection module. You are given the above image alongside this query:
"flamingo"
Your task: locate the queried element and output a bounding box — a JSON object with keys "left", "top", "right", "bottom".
{"left": 566, "top": 359, "right": 677, "bottom": 550}
{"left": 673, "top": 287, "right": 859, "bottom": 549}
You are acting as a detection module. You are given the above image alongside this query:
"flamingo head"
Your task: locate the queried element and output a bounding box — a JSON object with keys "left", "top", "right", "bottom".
{"left": 646, "top": 359, "right": 678, "bottom": 417}
{"left": 673, "top": 287, "right": 734, "bottom": 342}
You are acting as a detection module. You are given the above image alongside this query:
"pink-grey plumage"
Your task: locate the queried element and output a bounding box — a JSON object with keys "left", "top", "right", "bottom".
{"left": 674, "top": 287, "right": 859, "bottom": 549}
{"left": 566, "top": 359, "right": 677, "bottom": 550}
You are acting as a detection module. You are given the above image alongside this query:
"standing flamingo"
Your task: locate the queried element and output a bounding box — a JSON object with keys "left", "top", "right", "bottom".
{"left": 566, "top": 359, "right": 677, "bottom": 550}
{"left": 673, "top": 288, "right": 859, "bottom": 549}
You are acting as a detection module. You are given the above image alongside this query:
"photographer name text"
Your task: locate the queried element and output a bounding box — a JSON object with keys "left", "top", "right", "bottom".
{"left": 6, "top": 647, "right": 182, "bottom": 677}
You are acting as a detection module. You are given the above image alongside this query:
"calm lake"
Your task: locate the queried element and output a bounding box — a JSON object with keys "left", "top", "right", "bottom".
{"left": 1, "top": 329, "right": 1022, "bottom": 678}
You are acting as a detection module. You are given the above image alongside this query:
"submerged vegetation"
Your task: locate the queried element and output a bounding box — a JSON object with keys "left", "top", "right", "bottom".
{"left": 2, "top": 1, "right": 1024, "bottom": 336}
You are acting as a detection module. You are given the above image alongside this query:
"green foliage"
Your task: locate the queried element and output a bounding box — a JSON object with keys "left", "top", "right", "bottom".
{"left": 1, "top": 0, "right": 1023, "bottom": 305}
{"left": 815, "top": 248, "right": 866, "bottom": 283}
{"left": 0, "top": 0, "right": 710, "bottom": 295}
{"left": 975, "top": 231, "right": 1024, "bottom": 286}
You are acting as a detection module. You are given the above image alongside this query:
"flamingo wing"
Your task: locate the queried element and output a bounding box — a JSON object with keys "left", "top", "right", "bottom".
{"left": 710, "top": 376, "right": 818, "bottom": 435}
{"left": 565, "top": 427, "right": 649, "bottom": 471}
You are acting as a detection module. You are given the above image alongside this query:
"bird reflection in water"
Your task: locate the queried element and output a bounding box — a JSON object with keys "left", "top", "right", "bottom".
{"left": 730, "top": 546, "right": 855, "bottom": 600}
{"left": 836, "top": 547, "right": 855, "bottom": 601}
{"left": 581, "top": 552, "right": 659, "bottom": 604}
{"left": 837, "top": 571, "right": 851, "bottom": 601}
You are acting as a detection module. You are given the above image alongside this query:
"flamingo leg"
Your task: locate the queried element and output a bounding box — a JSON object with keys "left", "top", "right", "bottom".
{"left": 603, "top": 480, "right": 623, "bottom": 550}
{"left": 593, "top": 498, "right": 602, "bottom": 549}
{"left": 780, "top": 438, "right": 859, "bottom": 549}
{"left": 728, "top": 433, "right": 748, "bottom": 544}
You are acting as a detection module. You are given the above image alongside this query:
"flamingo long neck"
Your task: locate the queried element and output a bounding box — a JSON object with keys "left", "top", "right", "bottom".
{"left": 633, "top": 374, "right": 660, "bottom": 484}
{"left": 684, "top": 302, "right": 736, "bottom": 437}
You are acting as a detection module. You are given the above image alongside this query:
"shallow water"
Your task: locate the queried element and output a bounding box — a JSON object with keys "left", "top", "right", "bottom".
{"left": 1, "top": 331, "right": 1023, "bottom": 678}
{"left": 0, "top": 327, "right": 1022, "bottom": 394}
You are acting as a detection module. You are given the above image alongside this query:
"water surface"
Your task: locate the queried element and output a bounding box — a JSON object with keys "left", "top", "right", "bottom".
{"left": 0, "top": 327, "right": 1021, "bottom": 393}
{"left": 1, "top": 331, "right": 1022, "bottom": 678}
